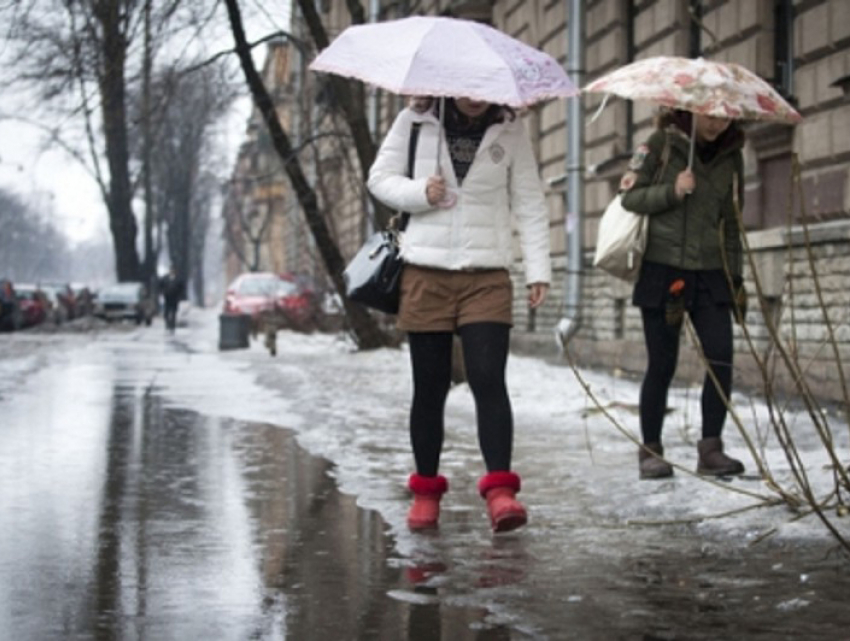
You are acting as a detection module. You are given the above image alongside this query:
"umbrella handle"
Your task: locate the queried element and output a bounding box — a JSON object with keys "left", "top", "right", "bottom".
{"left": 433, "top": 97, "right": 458, "bottom": 208}
{"left": 589, "top": 93, "right": 611, "bottom": 123}
{"left": 688, "top": 116, "right": 696, "bottom": 169}
{"left": 436, "top": 96, "right": 445, "bottom": 175}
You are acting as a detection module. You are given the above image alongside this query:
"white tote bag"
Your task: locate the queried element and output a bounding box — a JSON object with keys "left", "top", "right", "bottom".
{"left": 593, "top": 136, "right": 670, "bottom": 282}
{"left": 592, "top": 194, "right": 648, "bottom": 283}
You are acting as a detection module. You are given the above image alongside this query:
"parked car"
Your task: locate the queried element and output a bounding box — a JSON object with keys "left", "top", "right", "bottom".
{"left": 278, "top": 272, "right": 322, "bottom": 330}
{"left": 39, "top": 283, "right": 76, "bottom": 323}
{"left": 223, "top": 272, "right": 284, "bottom": 321}
{"left": 94, "top": 282, "right": 155, "bottom": 325}
{"left": 0, "top": 279, "right": 23, "bottom": 331}
{"left": 223, "top": 272, "right": 316, "bottom": 334}
{"left": 70, "top": 283, "right": 95, "bottom": 317}
{"left": 13, "top": 284, "right": 50, "bottom": 328}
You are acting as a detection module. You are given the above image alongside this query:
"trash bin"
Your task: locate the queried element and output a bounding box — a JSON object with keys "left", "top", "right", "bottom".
{"left": 218, "top": 313, "right": 251, "bottom": 350}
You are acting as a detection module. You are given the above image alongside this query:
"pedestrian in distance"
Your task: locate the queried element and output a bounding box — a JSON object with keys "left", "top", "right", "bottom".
{"left": 618, "top": 108, "right": 748, "bottom": 480}
{"left": 367, "top": 96, "right": 551, "bottom": 533}
{"left": 159, "top": 267, "right": 185, "bottom": 333}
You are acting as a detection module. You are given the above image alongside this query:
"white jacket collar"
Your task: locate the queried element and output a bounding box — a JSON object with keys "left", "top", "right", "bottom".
{"left": 407, "top": 106, "right": 510, "bottom": 146}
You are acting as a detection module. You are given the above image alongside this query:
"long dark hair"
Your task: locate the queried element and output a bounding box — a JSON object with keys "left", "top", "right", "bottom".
{"left": 410, "top": 96, "right": 515, "bottom": 126}
{"left": 656, "top": 108, "right": 744, "bottom": 153}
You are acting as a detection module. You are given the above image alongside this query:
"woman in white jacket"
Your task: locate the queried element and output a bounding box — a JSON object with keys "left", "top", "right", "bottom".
{"left": 368, "top": 97, "right": 551, "bottom": 533}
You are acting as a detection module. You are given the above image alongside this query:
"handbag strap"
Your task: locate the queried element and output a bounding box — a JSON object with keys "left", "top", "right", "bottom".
{"left": 396, "top": 122, "right": 422, "bottom": 232}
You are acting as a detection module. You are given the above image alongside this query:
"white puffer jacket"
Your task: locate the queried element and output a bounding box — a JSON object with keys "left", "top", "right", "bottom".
{"left": 367, "top": 107, "right": 551, "bottom": 285}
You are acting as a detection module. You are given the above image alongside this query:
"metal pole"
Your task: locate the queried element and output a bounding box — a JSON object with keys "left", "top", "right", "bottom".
{"left": 366, "top": 0, "right": 381, "bottom": 235}
{"left": 556, "top": 0, "right": 585, "bottom": 349}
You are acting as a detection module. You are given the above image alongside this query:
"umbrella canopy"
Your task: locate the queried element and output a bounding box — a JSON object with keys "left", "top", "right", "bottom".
{"left": 309, "top": 16, "right": 579, "bottom": 108}
{"left": 583, "top": 56, "right": 801, "bottom": 124}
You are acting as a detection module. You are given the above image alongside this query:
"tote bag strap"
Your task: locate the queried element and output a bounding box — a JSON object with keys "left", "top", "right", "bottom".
{"left": 396, "top": 122, "right": 422, "bottom": 232}
{"left": 651, "top": 133, "right": 671, "bottom": 185}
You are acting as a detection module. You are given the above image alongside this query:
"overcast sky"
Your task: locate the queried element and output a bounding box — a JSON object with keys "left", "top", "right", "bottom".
{"left": 0, "top": 1, "right": 291, "bottom": 246}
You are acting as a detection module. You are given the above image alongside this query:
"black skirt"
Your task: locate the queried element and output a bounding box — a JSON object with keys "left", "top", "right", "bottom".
{"left": 632, "top": 261, "right": 736, "bottom": 309}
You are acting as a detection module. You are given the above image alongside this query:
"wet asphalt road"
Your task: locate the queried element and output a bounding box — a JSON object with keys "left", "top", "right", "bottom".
{"left": 1, "top": 319, "right": 850, "bottom": 640}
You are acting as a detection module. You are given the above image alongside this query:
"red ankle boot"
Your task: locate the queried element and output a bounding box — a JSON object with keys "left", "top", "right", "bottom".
{"left": 478, "top": 471, "right": 527, "bottom": 533}
{"left": 407, "top": 474, "right": 448, "bottom": 530}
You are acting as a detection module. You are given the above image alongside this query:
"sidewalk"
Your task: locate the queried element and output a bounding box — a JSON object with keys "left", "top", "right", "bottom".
{"left": 172, "top": 309, "right": 850, "bottom": 639}
{"left": 3, "top": 309, "right": 847, "bottom": 638}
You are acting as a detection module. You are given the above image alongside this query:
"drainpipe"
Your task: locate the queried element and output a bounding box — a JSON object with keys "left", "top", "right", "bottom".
{"left": 368, "top": 0, "right": 381, "bottom": 134}
{"left": 626, "top": 0, "right": 635, "bottom": 152}
{"left": 556, "top": 0, "right": 585, "bottom": 349}
{"left": 365, "top": 0, "right": 381, "bottom": 236}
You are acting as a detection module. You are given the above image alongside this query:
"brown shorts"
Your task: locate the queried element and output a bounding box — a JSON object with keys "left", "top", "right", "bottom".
{"left": 397, "top": 265, "right": 513, "bottom": 332}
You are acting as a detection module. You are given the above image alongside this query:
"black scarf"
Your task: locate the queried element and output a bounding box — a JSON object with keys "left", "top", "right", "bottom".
{"left": 442, "top": 100, "right": 500, "bottom": 183}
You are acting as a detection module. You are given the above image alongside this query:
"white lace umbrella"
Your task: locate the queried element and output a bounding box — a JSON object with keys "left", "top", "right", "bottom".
{"left": 311, "top": 16, "right": 577, "bottom": 203}
{"left": 309, "top": 16, "right": 579, "bottom": 108}
{"left": 584, "top": 56, "right": 801, "bottom": 165}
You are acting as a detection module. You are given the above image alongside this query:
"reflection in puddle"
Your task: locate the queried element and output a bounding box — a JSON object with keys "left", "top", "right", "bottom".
{"left": 0, "top": 372, "right": 506, "bottom": 640}
{"left": 3, "top": 345, "right": 850, "bottom": 640}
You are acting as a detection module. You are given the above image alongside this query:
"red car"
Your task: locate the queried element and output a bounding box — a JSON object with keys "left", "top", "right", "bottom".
{"left": 0, "top": 279, "right": 23, "bottom": 331}
{"left": 13, "top": 284, "right": 50, "bottom": 328}
{"left": 278, "top": 272, "right": 320, "bottom": 330}
{"left": 223, "top": 272, "right": 315, "bottom": 331}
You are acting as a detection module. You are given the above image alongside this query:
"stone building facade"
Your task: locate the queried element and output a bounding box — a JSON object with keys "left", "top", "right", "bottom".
{"left": 240, "top": 0, "right": 849, "bottom": 402}
{"left": 566, "top": 0, "right": 850, "bottom": 405}
{"left": 222, "top": 42, "right": 318, "bottom": 287}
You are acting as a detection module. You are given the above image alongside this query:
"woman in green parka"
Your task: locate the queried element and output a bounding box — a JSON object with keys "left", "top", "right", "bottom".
{"left": 620, "top": 108, "right": 747, "bottom": 480}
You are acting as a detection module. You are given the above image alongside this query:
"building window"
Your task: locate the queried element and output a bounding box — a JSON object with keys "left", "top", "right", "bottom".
{"left": 774, "top": 0, "right": 794, "bottom": 99}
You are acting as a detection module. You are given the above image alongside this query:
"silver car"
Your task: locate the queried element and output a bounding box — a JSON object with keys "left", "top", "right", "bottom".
{"left": 95, "top": 283, "right": 155, "bottom": 325}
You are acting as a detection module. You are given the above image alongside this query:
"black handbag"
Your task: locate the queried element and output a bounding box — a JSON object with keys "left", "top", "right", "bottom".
{"left": 344, "top": 123, "right": 421, "bottom": 314}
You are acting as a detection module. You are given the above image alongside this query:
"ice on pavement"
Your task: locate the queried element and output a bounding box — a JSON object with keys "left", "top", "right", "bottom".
{"left": 6, "top": 309, "right": 839, "bottom": 550}
{"left": 146, "top": 309, "right": 849, "bottom": 551}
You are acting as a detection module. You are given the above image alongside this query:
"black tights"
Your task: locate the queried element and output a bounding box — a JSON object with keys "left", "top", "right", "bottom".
{"left": 639, "top": 302, "right": 733, "bottom": 444}
{"left": 408, "top": 322, "right": 513, "bottom": 476}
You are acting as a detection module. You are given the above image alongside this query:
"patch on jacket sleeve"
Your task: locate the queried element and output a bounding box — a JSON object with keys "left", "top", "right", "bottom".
{"left": 628, "top": 144, "right": 649, "bottom": 170}
{"left": 619, "top": 170, "right": 637, "bottom": 191}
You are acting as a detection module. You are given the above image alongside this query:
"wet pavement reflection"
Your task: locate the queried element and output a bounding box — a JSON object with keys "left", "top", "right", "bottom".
{"left": 2, "top": 332, "right": 849, "bottom": 640}
{"left": 0, "top": 362, "right": 504, "bottom": 640}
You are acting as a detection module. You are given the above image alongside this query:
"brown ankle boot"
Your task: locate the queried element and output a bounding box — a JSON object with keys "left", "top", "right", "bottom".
{"left": 478, "top": 471, "right": 527, "bottom": 533}
{"left": 638, "top": 442, "right": 673, "bottom": 479}
{"left": 407, "top": 474, "right": 448, "bottom": 530}
{"left": 697, "top": 437, "right": 744, "bottom": 476}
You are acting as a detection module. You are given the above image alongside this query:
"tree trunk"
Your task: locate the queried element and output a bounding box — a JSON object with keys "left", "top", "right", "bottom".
{"left": 95, "top": 0, "right": 141, "bottom": 282}
{"left": 224, "top": 0, "right": 392, "bottom": 349}
{"left": 190, "top": 190, "right": 210, "bottom": 308}
{"left": 167, "top": 179, "right": 192, "bottom": 284}
{"left": 296, "top": 0, "right": 395, "bottom": 230}
{"left": 141, "top": 0, "right": 157, "bottom": 284}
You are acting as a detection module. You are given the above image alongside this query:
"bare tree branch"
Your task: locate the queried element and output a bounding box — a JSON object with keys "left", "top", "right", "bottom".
{"left": 223, "top": 0, "right": 392, "bottom": 349}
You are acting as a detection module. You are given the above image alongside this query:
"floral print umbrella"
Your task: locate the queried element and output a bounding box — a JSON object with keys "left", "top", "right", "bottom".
{"left": 584, "top": 56, "right": 801, "bottom": 124}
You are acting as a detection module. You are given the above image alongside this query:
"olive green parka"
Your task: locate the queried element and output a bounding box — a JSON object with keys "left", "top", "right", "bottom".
{"left": 620, "top": 124, "right": 745, "bottom": 280}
